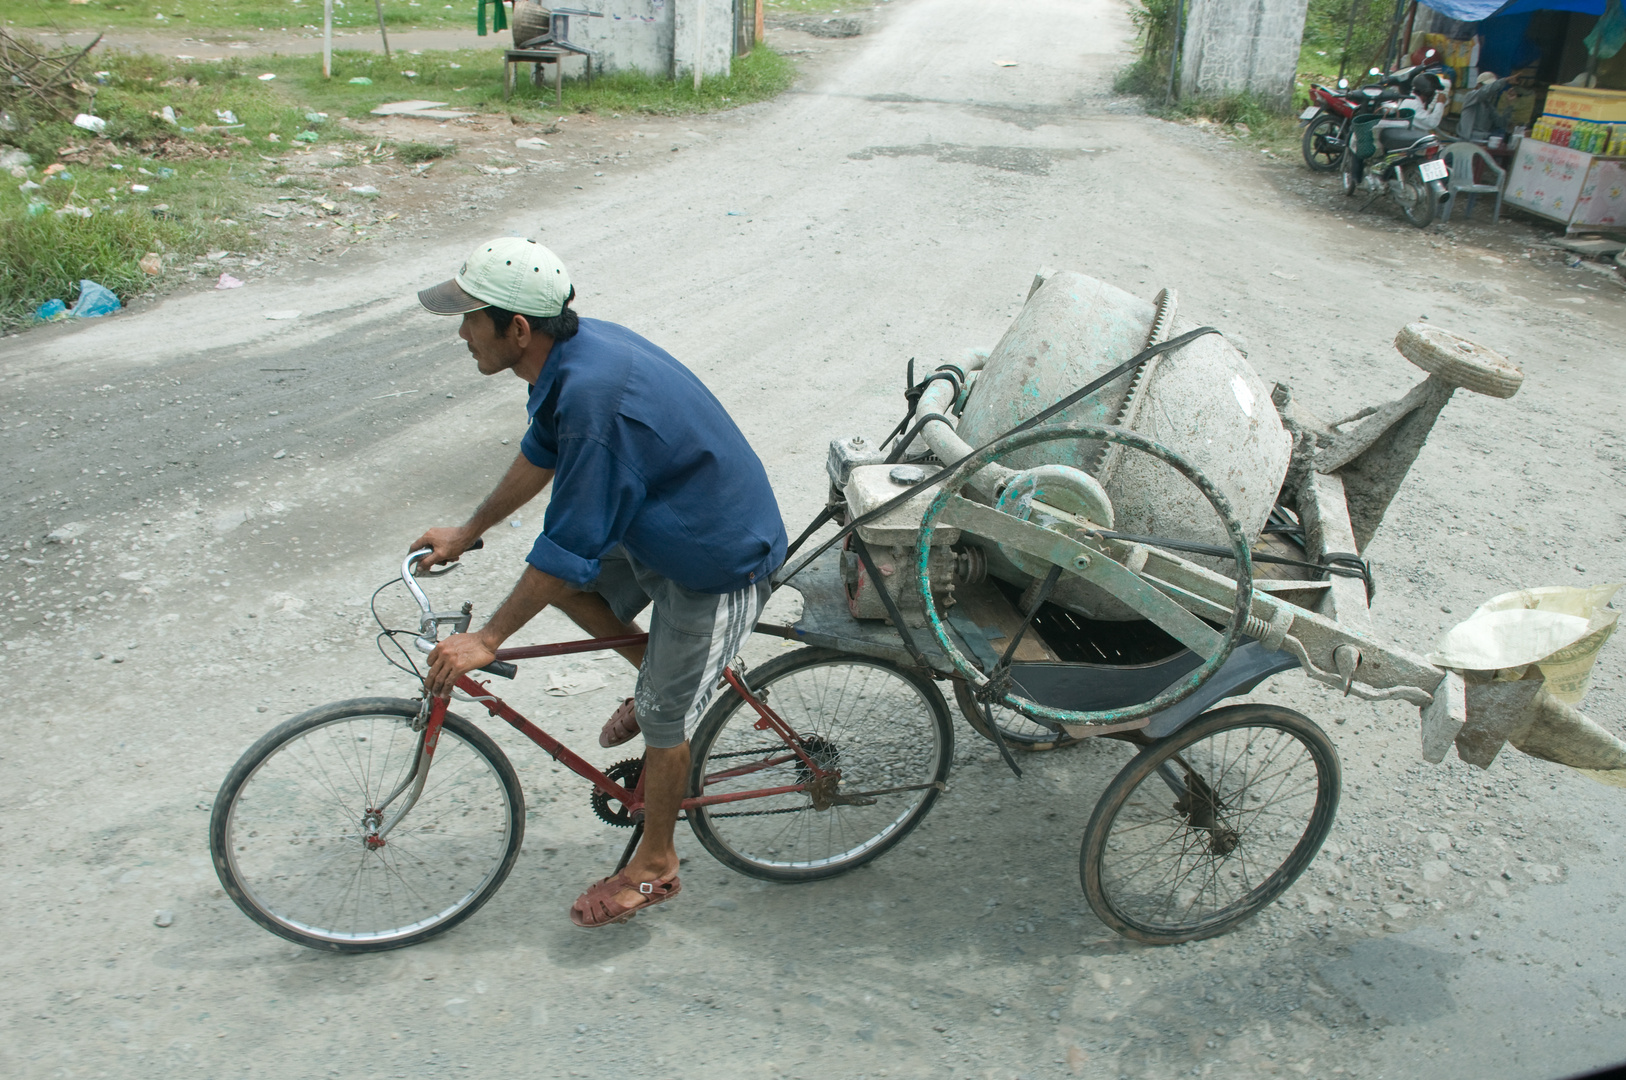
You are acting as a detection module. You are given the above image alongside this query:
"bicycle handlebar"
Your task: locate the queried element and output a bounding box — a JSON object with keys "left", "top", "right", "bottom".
{"left": 399, "top": 539, "right": 517, "bottom": 681}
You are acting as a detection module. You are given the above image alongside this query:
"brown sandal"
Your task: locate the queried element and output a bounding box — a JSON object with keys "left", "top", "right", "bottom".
{"left": 598, "top": 697, "right": 640, "bottom": 748}
{"left": 569, "top": 871, "right": 681, "bottom": 928}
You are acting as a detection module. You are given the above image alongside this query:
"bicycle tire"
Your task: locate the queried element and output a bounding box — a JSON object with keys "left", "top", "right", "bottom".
{"left": 1301, "top": 113, "right": 1343, "bottom": 172}
{"left": 210, "top": 697, "right": 524, "bottom": 953}
{"left": 1080, "top": 703, "right": 1339, "bottom": 945}
{"left": 953, "top": 679, "right": 1083, "bottom": 752}
{"left": 687, "top": 648, "right": 952, "bottom": 883}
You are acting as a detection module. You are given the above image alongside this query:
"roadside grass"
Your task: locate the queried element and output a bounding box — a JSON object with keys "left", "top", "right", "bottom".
{"left": 1167, "top": 93, "right": 1303, "bottom": 156}
{"left": 0, "top": 49, "right": 323, "bottom": 329}
{"left": 5, "top": 0, "right": 445, "bottom": 34}
{"left": 0, "top": 41, "right": 796, "bottom": 329}
{"left": 259, "top": 44, "right": 796, "bottom": 117}
{"left": 394, "top": 140, "right": 454, "bottom": 163}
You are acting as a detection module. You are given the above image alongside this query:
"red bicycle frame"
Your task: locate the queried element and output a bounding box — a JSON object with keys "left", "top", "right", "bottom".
{"left": 407, "top": 633, "right": 838, "bottom": 831}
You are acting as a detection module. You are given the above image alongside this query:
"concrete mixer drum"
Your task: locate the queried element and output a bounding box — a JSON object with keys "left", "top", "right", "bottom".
{"left": 953, "top": 272, "right": 1293, "bottom": 620}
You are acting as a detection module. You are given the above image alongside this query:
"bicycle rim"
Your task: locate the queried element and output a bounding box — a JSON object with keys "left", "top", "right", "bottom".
{"left": 215, "top": 703, "right": 521, "bottom": 950}
{"left": 689, "top": 650, "right": 951, "bottom": 880}
{"left": 1082, "top": 705, "right": 1338, "bottom": 943}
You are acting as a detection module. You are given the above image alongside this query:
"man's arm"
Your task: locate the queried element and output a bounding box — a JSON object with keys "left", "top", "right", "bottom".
{"left": 410, "top": 453, "right": 554, "bottom": 570}
{"left": 424, "top": 564, "right": 573, "bottom": 696}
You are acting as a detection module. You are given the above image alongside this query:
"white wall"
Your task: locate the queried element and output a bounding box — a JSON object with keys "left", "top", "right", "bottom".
{"left": 561, "top": 0, "right": 734, "bottom": 79}
{"left": 1178, "top": 0, "right": 1310, "bottom": 109}
{"left": 567, "top": 0, "right": 675, "bottom": 77}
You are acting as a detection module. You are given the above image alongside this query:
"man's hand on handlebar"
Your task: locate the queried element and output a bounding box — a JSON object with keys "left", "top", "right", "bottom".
{"left": 426, "top": 630, "right": 498, "bottom": 697}
{"left": 409, "top": 526, "right": 479, "bottom": 573}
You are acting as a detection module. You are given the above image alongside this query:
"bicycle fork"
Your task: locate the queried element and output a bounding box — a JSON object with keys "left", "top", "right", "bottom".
{"left": 361, "top": 696, "right": 450, "bottom": 849}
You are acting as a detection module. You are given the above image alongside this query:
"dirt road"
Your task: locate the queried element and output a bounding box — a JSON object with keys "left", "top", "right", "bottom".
{"left": 3, "top": 2, "right": 1625, "bottom": 1078}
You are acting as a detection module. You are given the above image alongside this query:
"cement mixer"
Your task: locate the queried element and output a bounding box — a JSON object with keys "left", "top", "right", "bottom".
{"left": 765, "top": 269, "right": 1625, "bottom": 943}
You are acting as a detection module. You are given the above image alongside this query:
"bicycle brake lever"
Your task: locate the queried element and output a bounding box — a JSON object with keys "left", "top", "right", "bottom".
{"left": 421, "top": 561, "right": 462, "bottom": 578}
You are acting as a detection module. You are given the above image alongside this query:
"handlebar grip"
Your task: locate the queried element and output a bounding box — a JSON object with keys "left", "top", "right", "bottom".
{"left": 479, "top": 659, "right": 517, "bottom": 680}
{"left": 467, "top": 538, "right": 484, "bottom": 551}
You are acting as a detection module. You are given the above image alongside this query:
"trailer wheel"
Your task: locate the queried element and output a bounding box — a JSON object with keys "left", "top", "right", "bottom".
{"left": 1081, "top": 703, "right": 1339, "bottom": 944}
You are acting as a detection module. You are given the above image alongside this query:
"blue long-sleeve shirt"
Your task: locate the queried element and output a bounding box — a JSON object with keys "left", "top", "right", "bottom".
{"left": 518, "top": 318, "right": 786, "bottom": 594}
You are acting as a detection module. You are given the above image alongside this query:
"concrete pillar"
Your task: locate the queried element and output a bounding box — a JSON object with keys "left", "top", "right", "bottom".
{"left": 672, "top": 0, "right": 735, "bottom": 81}
{"left": 1178, "top": 0, "right": 1310, "bottom": 109}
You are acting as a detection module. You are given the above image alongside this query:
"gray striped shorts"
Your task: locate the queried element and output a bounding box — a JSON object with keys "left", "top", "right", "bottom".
{"left": 588, "top": 546, "right": 771, "bottom": 750}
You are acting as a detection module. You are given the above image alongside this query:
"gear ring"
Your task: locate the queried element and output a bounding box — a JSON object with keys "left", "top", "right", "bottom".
{"left": 589, "top": 758, "right": 645, "bottom": 828}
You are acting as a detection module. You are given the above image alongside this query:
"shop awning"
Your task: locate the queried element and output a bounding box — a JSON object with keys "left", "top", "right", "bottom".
{"left": 1424, "top": 0, "right": 1607, "bottom": 20}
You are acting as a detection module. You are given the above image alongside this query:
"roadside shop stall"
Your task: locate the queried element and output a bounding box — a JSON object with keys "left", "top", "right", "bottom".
{"left": 1507, "top": 83, "right": 1626, "bottom": 227}
{"left": 1407, "top": 0, "right": 1626, "bottom": 230}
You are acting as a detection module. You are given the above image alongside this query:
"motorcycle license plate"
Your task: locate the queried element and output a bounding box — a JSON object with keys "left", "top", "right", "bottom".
{"left": 1300, "top": 106, "right": 1320, "bottom": 120}
{"left": 1418, "top": 158, "right": 1449, "bottom": 182}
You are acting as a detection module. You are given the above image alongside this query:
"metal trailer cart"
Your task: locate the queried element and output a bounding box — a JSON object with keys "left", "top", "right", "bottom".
{"left": 758, "top": 269, "right": 1624, "bottom": 945}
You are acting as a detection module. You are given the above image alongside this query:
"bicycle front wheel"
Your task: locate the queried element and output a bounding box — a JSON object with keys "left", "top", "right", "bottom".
{"left": 687, "top": 648, "right": 952, "bottom": 882}
{"left": 210, "top": 698, "right": 524, "bottom": 952}
{"left": 1081, "top": 704, "right": 1339, "bottom": 944}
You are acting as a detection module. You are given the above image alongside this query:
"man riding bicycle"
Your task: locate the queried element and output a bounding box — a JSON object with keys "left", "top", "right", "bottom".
{"left": 410, "top": 237, "right": 786, "bottom": 927}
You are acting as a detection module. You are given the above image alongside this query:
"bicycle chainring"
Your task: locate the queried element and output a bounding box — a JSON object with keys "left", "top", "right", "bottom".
{"left": 589, "top": 758, "right": 645, "bottom": 828}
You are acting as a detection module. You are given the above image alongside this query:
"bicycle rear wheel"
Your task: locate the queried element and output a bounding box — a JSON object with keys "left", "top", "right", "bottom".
{"left": 687, "top": 648, "right": 952, "bottom": 882}
{"left": 1081, "top": 703, "right": 1339, "bottom": 944}
{"left": 210, "top": 698, "right": 524, "bottom": 952}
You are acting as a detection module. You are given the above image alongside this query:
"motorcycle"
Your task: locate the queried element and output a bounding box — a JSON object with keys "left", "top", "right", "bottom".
{"left": 1300, "top": 52, "right": 1453, "bottom": 172}
{"left": 1341, "top": 116, "right": 1451, "bottom": 228}
{"left": 1301, "top": 80, "right": 1372, "bottom": 171}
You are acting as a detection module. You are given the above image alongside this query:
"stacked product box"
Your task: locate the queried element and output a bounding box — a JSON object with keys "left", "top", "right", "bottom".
{"left": 1531, "top": 116, "right": 1625, "bottom": 154}
{"left": 1531, "top": 86, "right": 1626, "bottom": 157}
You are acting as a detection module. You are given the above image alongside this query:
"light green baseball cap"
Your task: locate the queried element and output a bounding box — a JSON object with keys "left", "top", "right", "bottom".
{"left": 418, "top": 236, "right": 573, "bottom": 317}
